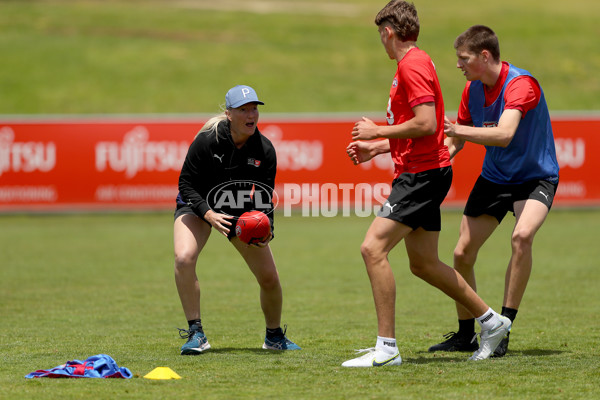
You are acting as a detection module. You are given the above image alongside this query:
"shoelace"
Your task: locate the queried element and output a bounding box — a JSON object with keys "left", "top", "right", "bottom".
{"left": 177, "top": 327, "right": 201, "bottom": 340}
{"left": 352, "top": 347, "right": 376, "bottom": 354}
{"left": 441, "top": 331, "right": 477, "bottom": 344}
{"left": 268, "top": 324, "right": 289, "bottom": 343}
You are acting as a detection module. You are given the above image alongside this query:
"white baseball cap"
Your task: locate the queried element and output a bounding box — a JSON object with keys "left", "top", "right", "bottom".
{"left": 225, "top": 85, "right": 265, "bottom": 109}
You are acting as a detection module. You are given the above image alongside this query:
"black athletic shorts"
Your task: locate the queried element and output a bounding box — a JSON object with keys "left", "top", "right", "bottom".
{"left": 464, "top": 175, "right": 559, "bottom": 223}
{"left": 377, "top": 166, "right": 452, "bottom": 231}
{"left": 174, "top": 204, "right": 237, "bottom": 240}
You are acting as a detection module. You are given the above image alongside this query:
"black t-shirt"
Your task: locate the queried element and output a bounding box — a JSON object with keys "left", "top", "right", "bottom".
{"left": 177, "top": 119, "right": 276, "bottom": 226}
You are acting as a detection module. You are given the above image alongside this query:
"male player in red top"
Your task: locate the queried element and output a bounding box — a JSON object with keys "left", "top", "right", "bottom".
{"left": 342, "top": 1, "right": 510, "bottom": 367}
{"left": 430, "top": 25, "right": 559, "bottom": 357}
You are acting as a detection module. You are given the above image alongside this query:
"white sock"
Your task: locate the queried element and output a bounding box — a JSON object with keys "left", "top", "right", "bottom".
{"left": 476, "top": 308, "right": 501, "bottom": 331}
{"left": 376, "top": 336, "right": 398, "bottom": 354}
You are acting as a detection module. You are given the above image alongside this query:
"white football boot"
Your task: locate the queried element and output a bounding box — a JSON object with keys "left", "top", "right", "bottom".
{"left": 469, "top": 315, "right": 512, "bottom": 361}
{"left": 342, "top": 347, "right": 402, "bottom": 367}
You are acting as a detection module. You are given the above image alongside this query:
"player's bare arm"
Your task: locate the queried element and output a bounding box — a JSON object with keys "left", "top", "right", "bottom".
{"left": 445, "top": 109, "right": 522, "bottom": 147}
{"left": 444, "top": 135, "right": 465, "bottom": 160}
{"left": 346, "top": 139, "right": 390, "bottom": 165}
{"left": 443, "top": 116, "right": 466, "bottom": 159}
{"left": 352, "top": 102, "right": 437, "bottom": 141}
{"left": 351, "top": 117, "right": 381, "bottom": 141}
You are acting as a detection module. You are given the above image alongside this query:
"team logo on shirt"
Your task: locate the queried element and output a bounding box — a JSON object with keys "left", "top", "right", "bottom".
{"left": 392, "top": 78, "right": 398, "bottom": 87}
{"left": 206, "top": 180, "right": 277, "bottom": 215}
{"left": 248, "top": 158, "right": 261, "bottom": 167}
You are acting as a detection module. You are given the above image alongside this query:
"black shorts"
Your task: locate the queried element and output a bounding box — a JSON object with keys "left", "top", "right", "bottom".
{"left": 174, "top": 204, "right": 237, "bottom": 240}
{"left": 377, "top": 166, "right": 452, "bottom": 231}
{"left": 464, "top": 176, "right": 559, "bottom": 223}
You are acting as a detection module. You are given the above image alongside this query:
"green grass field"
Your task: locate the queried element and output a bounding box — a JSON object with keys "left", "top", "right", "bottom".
{"left": 1, "top": 210, "right": 599, "bottom": 399}
{"left": 1, "top": 0, "right": 599, "bottom": 114}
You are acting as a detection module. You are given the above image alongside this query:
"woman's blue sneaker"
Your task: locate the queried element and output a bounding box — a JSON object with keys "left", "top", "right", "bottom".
{"left": 262, "top": 326, "right": 301, "bottom": 350}
{"left": 178, "top": 326, "right": 211, "bottom": 355}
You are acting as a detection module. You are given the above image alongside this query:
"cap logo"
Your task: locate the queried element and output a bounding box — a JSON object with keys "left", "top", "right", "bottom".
{"left": 225, "top": 85, "right": 264, "bottom": 108}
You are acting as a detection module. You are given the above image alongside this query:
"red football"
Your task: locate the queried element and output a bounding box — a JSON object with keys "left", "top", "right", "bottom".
{"left": 235, "top": 211, "right": 271, "bottom": 244}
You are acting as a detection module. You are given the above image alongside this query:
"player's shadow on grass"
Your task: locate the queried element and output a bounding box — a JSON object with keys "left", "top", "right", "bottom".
{"left": 203, "top": 347, "right": 290, "bottom": 355}
{"left": 504, "top": 349, "right": 564, "bottom": 357}
{"left": 405, "top": 355, "right": 469, "bottom": 364}
{"left": 407, "top": 348, "right": 563, "bottom": 363}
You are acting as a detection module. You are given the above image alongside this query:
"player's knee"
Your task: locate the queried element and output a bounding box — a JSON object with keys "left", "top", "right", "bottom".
{"left": 360, "top": 241, "right": 370, "bottom": 259}
{"left": 408, "top": 262, "right": 423, "bottom": 277}
{"left": 257, "top": 272, "right": 281, "bottom": 292}
{"left": 174, "top": 249, "right": 198, "bottom": 270}
{"left": 409, "top": 261, "right": 433, "bottom": 280}
{"left": 453, "top": 245, "right": 476, "bottom": 270}
{"left": 511, "top": 228, "right": 534, "bottom": 251}
{"left": 360, "top": 240, "right": 382, "bottom": 263}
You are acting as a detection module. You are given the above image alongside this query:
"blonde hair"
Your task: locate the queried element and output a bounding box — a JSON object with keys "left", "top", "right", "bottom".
{"left": 195, "top": 107, "right": 228, "bottom": 139}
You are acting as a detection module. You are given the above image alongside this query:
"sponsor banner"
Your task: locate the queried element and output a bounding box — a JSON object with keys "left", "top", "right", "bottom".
{"left": 0, "top": 122, "right": 191, "bottom": 211}
{"left": 0, "top": 116, "right": 598, "bottom": 212}
{"left": 445, "top": 118, "right": 600, "bottom": 207}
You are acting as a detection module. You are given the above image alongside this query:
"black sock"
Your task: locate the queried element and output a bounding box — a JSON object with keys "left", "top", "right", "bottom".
{"left": 266, "top": 327, "right": 283, "bottom": 340}
{"left": 188, "top": 319, "right": 203, "bottom": 332}
{"left": 458, "top": 318, "right": 476, "bottom": 337}
{"left": 501, "top": 307, "right": 518, "bottom": 323}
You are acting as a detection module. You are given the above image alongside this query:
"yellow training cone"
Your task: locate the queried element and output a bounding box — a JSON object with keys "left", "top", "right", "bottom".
{"left": 143, "top": 367, "right": 182, "bottom": 380}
